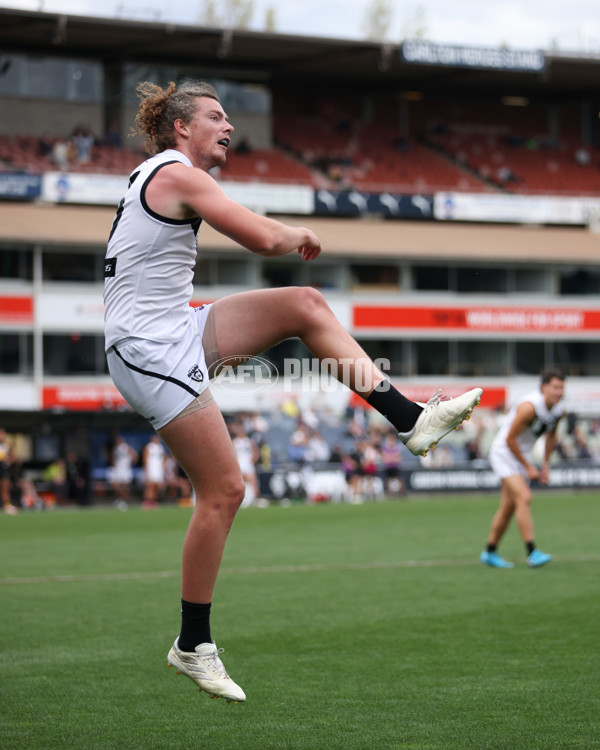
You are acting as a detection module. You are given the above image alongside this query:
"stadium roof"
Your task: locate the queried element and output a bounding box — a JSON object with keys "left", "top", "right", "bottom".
{"left": 1, "top": 8, "right": 600, "bottom": 98}
{"left": 2, "top": 203, "right": 600, "bottom": 264}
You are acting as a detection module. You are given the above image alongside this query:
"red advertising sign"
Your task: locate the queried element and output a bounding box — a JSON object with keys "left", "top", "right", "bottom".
{"left": 0, "top": 295, "right": 33, "bottom": 323}
{"left": 42, "top": 385, "right": 128, "bottom": 411}
{"left": 353, "top": 305, "right": 600, "bottom": 332}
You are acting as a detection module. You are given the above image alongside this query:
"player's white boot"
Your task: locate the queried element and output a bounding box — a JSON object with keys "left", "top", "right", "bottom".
{"left": 399, "top": 388, "right": 483, "bottom": 456}
{"left": 167, "top": 639, "right": 246, "bottom": 703}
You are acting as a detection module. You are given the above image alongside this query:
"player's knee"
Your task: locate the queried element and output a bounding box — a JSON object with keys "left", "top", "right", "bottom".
{"left": 220, "top": 476, "right": 246, "bottom": 513}
{"left": 291, "top": 286, "right": 330, "bottom": 329}
{"left": 516, "top": 491, "right": 532, "bottom": 509}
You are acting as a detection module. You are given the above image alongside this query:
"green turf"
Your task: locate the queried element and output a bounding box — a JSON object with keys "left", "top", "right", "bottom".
{"left": 1, "top": 492, "right": 599, "bottom": 750}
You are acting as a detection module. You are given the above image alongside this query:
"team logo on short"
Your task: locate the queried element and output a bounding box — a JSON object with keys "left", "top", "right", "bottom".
{"left": 187, "top": 364, "right": 204, "bottom": 383}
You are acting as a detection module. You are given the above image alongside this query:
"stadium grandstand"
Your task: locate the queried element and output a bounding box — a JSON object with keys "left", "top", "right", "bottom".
{"left": 1, "top": 7, "right": 600, "bottom": 505}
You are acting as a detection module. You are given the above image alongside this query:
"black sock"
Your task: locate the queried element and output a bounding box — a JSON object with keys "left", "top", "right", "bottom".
{"left": 178, "top": 600, "right": 212, "bottom": 652}
{"left": 366, "top": 381, "right": 423, "bottom": 434}
{"left": 526, "top": 541, "right": 536, "bottom": 555}
{"left": 486, "top": 544, "right": 497, "bottom": 553}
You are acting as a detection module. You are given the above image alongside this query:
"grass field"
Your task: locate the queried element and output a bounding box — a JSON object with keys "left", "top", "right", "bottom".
{"left": 1, "top": 492, "right": 599, "bottom": 750}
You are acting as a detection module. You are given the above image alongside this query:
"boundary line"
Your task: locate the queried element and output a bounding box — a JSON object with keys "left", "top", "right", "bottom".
{"left": 2, "top": 554, "right": 599, "bottom": 585}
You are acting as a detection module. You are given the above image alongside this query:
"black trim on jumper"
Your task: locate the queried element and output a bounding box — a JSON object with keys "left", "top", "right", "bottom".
{"left": 112, "top": 345, "right": 200, "bottom": 398}
{"left": 141, "top": 160, "right": 203, "bottom": 235}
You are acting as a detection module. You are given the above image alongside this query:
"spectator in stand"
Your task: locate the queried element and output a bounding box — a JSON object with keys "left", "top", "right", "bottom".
{"left": 8, "top": 447, "right": 43, "bottom": 510}
{"left": 234, "top": 135, "right": 252, "bottom": 154}
{"left": 288, "top": 422, "right": 310, "bottom": 464}
{"left": 65, "top": 452, "right": 90, "bottom": 505}
{"left": 306, "top": 429, "right": 331, "bottom": 464}
{"left": 71, "top": 124, "right": 95, "bottom": 164}
{"left": 381, "top": 432, "right": 405, "bottom": 496}
{"left": 164, "top": 452, "right": 193, "bottom": 506}
{"left": 43, "top": 457, "right": 68, "bottom": 505}
{"left": 142, "top": 435, "right": 166, "bottom": 509}
{"left": 38, "top": 134, "right": 54, "bottom": 159}
{"left": 51, "top": 137, "right": 76, "bottom": 170}
{"left": 341, "top": 450, "right": 362, "bottom": 500}
{"left": 0, "top": 427, "right": 18, "bottom": 515}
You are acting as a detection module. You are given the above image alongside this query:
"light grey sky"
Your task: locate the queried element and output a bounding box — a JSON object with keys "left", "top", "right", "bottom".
{"left": 3, "top": 0, "right": 600, "bottom": 52}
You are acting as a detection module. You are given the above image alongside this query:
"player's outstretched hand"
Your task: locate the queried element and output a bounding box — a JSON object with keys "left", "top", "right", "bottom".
{"left": 297, "top": 229, "right": 321, "bottom": 261}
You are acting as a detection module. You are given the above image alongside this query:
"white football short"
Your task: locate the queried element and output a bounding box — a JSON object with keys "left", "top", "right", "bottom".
{"left": 489, "top": 444, "right": 529, "bottom": 481}
{"left": 106, "top": 305, "right": 216, "bottom": 430}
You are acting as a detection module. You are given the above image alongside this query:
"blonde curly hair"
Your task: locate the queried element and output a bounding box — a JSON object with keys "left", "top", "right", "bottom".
{"left": 132, "top": 79, "right": 220, "bottom": 155}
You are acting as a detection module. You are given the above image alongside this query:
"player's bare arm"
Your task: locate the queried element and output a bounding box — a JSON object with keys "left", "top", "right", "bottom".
{"left": 539, "top": 423, "right": 560, "bottom": 484}
{"left": 506, "top": 401, "right": 538, "bottom": 478}
{"left": 145, "top": 163, "right": 321, "bottom": 259}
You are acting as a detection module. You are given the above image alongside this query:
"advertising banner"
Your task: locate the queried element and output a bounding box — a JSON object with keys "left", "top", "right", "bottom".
{"left": 42, "top": 172, "right": 128, "bottom": 205}
{"left": 314, "top": 189, "right": 433, "bottom": 218}
{"left": 0, "top": 295, "right": 34, "bottom": 324}
{"left": 0, "top": 173, "right": 42, "bottom": 200}
{"left": 42, "top": 384, "right": 128, "bottom": 410}
{"left": 353, "top": 304, "right": 600, "bottom": 333}
{"left": 434, "top": 191, "right": 600, "bottom": 225}
{"left": 401, "top": 41, "right": 545, "bottom": 72}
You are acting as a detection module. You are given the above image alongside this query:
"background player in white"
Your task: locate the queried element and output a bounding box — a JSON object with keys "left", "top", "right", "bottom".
{"left": 230, "top": 422, "right": 260, "bottom": 507}
{"left": 142, "top": 434, "right": 165, "bottom": 509}
{"left": 103, "top": 79, "right": 482, "bottom": 703}
{"left": 109, "top": 435, "right": 138, "bottom": 504}
{"left": 480, "top": 369, "right": 565, "bottom": 569}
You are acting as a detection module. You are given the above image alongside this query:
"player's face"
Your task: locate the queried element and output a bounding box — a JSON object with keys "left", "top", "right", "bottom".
{"left": 542, "top": 377, "right": 565, "bottom": 407}
{"left": 186, "top": 97, "right": 233, "bottom": 169}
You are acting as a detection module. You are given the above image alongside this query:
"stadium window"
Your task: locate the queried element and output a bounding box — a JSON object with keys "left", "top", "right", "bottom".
{"left": 43, "top": 334, "right": 103, "bottom": 376}
{"left": 262, "top": 259, "right": 303, "bottom": 288}
{"left": 512, "top": 267, "right": 553, "bottom": 294}
{"left": 559, "top": 268, "right": 600, "bottom": 295}
{"left": 307, "top": 264, "right": 342, "bottom": 291}
{"left": 357, "top": 339, "right": 405, "bottom": 377}
{"left": 0, "top": 54, "right": 103, "bottom": 101}
{"left": 215, "top": 259, "right": 251, "bottom": 286}
{"left": 414, "top": 339, "right": 450, "bottom": 376}
{"left": 456, "top": 267, "right": 508, "bottom": 293}
{"left": 349, "top": 264, "right": 399, "bottom": 290}
{"left": 42, "top": 251, "right": 103, "bottom": 282}
{"left": 413, "top": 265, "right": 450, "bottom": 291}
{"left": 0, "top": 332, "right": 33, "bottom": 375}
{"left": 193, "top": 258, "right": 214, "bottom": 285}
{"left": 553, "top": 341, "right": 600, "bottom": 376}
{"left": 515, "top": 341, "right": 546, "bottom": 375}
{"left": 456, "top": 340, "right": 509, "bottom": 377}
{"left": 0, "top": 248, "right": 33, "bottom": 281}
{"left": 260, "top": 338, "right": 311, "bottom": 375}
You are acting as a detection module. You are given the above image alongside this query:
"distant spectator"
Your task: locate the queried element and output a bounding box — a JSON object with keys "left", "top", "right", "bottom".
{"left": 164, "top": 453, "right": 192, "bottom": 506}
{"left": 8, "top": 448, "right": 42, "bottom": 510}
{"left": 51, "top": 137, "right": 76, "bottom": 170}
{"left": 71, "top": 124, "right": 95, "bottom": 164}
{"left": 306, "top": 430, "right": 331, "bottom": 463}
{"left": 103, "top": 123, "right": 123, "bottom": 149}
{"left": 0, "top": 427, "right": 17, "bottom": 515}
{"left": 234, "top": 135, "right": 253, "bottom": 154}
{"left": 37, "top": 134, "right": 54, "bottom": 159}
{"left": 43, "top": 457, "right": 68, "bottom": 505}
{"left": 574, "top": 147, "right": 591, "bottom": 166}
{"left": 288, "top": 423, "right": 309, "bottom": 464}
{"left": 65, "top": 452, "right": 90, "bottom": 505}
{"left": 381, "top": 432, "right": 405, "bottom": 496}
